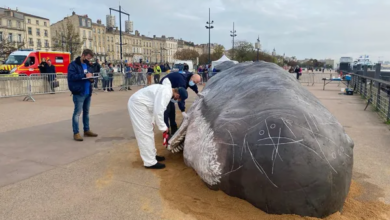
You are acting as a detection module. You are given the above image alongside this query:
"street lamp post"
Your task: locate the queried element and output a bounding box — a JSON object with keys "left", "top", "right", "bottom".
{"left": 230, "top": 22, "right": 237, "bottom": 59}
{"left": 255, "top": 36, "right": 260, "bottom": 62}
{"left": 109, "top": 5, "right": 130, "bottom": 73}
{"left": 205, "top": 8, "right": 214, "bottom": 65}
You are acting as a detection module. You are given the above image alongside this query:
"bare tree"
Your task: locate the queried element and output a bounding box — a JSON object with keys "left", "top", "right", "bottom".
{"left": 0, "top": 31, "right": 25, "bottom": 62}
{"left": 51, "top": 19, "right": 84, "bottom": 60}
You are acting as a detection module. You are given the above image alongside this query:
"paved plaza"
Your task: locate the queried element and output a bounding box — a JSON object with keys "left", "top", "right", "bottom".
{"left": 0, "top": 82, "right": 389, "bottom": 220}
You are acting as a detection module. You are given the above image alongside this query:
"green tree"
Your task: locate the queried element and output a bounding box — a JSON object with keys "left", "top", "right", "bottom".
{"left": 52, "top": 18, "right": 84, "bottom": 60}
{"left": 212, "top": 45, "right": 225, "bottom": 59}
{"left": 173, "top": 49, "right": 199, "bottom": 61}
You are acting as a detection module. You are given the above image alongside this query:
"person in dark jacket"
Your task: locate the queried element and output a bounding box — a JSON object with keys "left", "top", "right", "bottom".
{"left": 67, "top": 49, "right": 98, "bottom": 141}
{"left": 159, "top": 72, "right": 201, "bottom": 135}
{"left": 45, "top": 59, "right": 56, "bottom": 93}
{"left": 38, "top": 58, "right": 48, "bottom": 73}
{"left": 147, "top": 65, "right": 154, "bottom": 86}
{"left": 93, "top": 59, "right": 101, "bottom": 89}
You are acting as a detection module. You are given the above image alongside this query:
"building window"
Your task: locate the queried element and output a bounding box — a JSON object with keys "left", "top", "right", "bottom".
{"left": 17, "top": 34, "right": 22, "bottom": 43}
{"left": 111, "top": 37, "right": 113, "bottom": 42}
{"left": 0, "top": 32, "right": 2, "bottom": 41}
{"left": 36, "top": 20, "right": 39, "bottom": 25}
{"left": 45, "top": 40, "right": 49, "bottom": 48}
{"left": 83, "top": 30, "right": 86, "bottom": 37}
{"left": 29, "top": 38, "right": 33, "bottom": 45}
{"left": 7, "top": 20, "right": 12, "bottom": 27}
{"left": 37, "top": 39, "right": 42, "bottom": 47}
{"left": 28, "top": 27, "right": 32, "bottom": 35}
{"left": 88, "top": 31, "right": 91, "bottom": 38}
{"left": 36, "top": 28, "right": 40, "bottom": 36}
{"left": 28, "top": 19, "right": 31, "bottom": 24}
{"left": 89, "top": 41, "right": 92, "bottom": 48}
{"left": 93, "top": 28, "right": 95, "bottom": 33}
{"left": 44, "top": 21, "right": 47, "bottom": 26}
{"left": 8, "top": 33, "right": 12, "bottom": 42}
{"left": 98, "top": 29, "right": 100, "bottom": 34}
{"left": 87, "top": 20, "right": 91, "bottom": 27}
{"left": 84, "top": 41, "right": 86, "bottom": 47}
{"left": 17, "top": 21, "right": 21, "bottom": 29}
{"left": 44, "top": 30, "right": 48, "bottom": 37}
{"left": 82, "top": 19, "right": 85, "bottom": 26}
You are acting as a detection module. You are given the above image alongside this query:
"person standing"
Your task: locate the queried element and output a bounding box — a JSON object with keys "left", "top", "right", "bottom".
{"left": 147, "top": 65, "right": 154, "bottom": 86}
{"left": 160, "top": 72, "right": 201, "bottom": 135}
{"left": 295, "top": 66, "right": 301, "bottom": 80}
{"left": 67, "top": 49, "right": 98, "bottom": 141}
{"left": 45, "top": 59, "right": 57, "bottom": 94}
{"left": 93, "top": 59, "right": 101, "bottom": 89}
{"left": 154, "top": 64, "right": 162, "bottom": 83}
{"left": 100, "top": 63, "right": 109, "bottom": 92}
{"left": 107, "top": 63, "right": 114, "bottom": 91}
{"left": 128, "top": 78, "right": 188, "bottom": 169}
{"left": 38, "top": 58, "right": 48, "bottom": 73}
{"left": 124, "top": 64, "right": 132, "bottom": 90}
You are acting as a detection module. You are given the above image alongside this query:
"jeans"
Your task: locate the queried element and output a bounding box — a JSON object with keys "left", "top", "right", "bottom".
{"left": 72, "top": 94, "right": 91, "bottom": 134}
{"left": 154, "top": 74, "right": 160, "bottom": 84}
{"left": 102, "top": 78, "right": 108, "bottom": 90}
{"left": 108, "top": 77, "right": 113, "bottom": 89}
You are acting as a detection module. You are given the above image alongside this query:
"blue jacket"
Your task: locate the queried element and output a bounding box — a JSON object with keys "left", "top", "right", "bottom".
{"left": 160, "top": 72, "right": 198, "bottom": 112}
{"left": 67, "top": 56, "right": 94, "bottom": 95}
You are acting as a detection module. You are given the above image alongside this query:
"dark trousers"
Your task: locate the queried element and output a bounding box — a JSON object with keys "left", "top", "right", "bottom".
{"left": 93, "top": 73, "right": 99, "bottom": 88}
{"left": 164, "top": 101, "right": 178, "bottom": 134}
{"left": 202, "top": 72, "right": 208, "bottom": 82}
{"left": 154, "top": 74, "right": 160, "bottom": 84}
{"left": 296, "top": 72, "right": 300, "bottom": 80}
{"left": 108, "top": 77, "right": 113, "bottom": 89}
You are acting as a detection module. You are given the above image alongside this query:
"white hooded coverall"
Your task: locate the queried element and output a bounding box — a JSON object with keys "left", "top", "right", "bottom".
{"left": 128, "top": 79, "right": 172, "bottom": 166}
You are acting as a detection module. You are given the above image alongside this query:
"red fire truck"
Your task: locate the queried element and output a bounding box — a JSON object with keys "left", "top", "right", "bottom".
{"left": 0, "top": 50, "right": 71, "bottom": 76}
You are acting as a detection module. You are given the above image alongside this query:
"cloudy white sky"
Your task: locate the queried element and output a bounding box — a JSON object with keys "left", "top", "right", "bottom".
{"left": 5, "top": 0, "right": 390, "bottom": 62}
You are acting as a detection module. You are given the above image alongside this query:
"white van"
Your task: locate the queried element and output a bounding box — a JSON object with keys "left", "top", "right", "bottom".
{"left": 173, "top": 60, "right": 194, "bottom": 72}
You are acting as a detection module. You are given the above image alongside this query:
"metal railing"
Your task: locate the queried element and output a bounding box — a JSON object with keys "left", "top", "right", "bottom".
{"left": 350, "top": 73, "right": 390, "bottom": 122}
{"left": 0, "top": 72, "right": 168, "bottom": 101}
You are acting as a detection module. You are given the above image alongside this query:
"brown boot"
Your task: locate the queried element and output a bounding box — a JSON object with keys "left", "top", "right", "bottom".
{"left": 84, "top": 130, "right": 98, "bottom": 137}
{"left": 74, "top": 133, "right": 83, "bottom": 141}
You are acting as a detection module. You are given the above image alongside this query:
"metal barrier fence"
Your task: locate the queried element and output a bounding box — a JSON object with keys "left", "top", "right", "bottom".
{"left": 0, "top": 72, "right": 168, "bottom": 101}
{"left": 298, "top": 73, "right": 337, "bottom": 85}
{"left": 350, "top": 73, "right": 390, "bottom": 122}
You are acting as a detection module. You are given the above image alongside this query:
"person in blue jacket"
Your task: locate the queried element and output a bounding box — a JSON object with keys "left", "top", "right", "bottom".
{"left": 160, "top": 72, "right": 201, "bottom": 135}
{"left": 67, "top": 49, "right": 98, "bottom": 141}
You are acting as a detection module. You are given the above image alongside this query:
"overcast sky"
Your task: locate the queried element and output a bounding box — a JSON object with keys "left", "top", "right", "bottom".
{"left": 6, "top": 0, "right": 390, "bottom": 62}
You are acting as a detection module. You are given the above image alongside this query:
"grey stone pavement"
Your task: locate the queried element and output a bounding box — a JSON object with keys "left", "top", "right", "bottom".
{"left": 0, "top": 81, "right": 389, "bottom": 220}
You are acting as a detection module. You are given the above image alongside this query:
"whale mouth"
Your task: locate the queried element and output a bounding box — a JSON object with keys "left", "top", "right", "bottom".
{"left": 167, "top": 118, "right": 187, "bottom": 153}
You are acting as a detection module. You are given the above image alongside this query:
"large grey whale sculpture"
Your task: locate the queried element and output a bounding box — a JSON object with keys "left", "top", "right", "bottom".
{"left": 167, "top": 61, "right": 354, "bottom": 218}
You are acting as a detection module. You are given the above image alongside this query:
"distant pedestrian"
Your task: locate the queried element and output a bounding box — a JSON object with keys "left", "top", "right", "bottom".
{"left": 46, "top": 59, "right": 57, "bottom": 94}
{"left": 154, "top": 64, "right": 162, "bottom": 83}
{"left": 107, "top": 63, "right": 114, "bottom": 91}
{"left": 67, "top": 49, "right": 98, "bottom": 141}
{"left": 93, "top": 59, "right": 101, "bottom": 89}
{"left": 295, "top": 66, "right": 301, "bottom": 80}
{"left": 100, "top": 63, "right": 109, "bottom": 92}
{"left": 147, "top": 65, "right": 154, "bottom": 86}
{"left": 124, "top": 64, "right": 132, "bottom": 90}
{"left": 39, "top": 58, "right": 48, "bottom": 73}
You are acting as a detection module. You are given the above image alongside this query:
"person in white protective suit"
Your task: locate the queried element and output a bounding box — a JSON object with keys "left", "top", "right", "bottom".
{"left": 128, "top": 79, "right": 188, "bottom": 169}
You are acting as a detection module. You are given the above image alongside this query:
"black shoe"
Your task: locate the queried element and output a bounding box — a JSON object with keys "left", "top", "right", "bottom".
{"left": 145, "top": 162, "right": 165, "bottom": 169}
{"left": 156, "top": 155, "right": 165, "bottom": 162}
